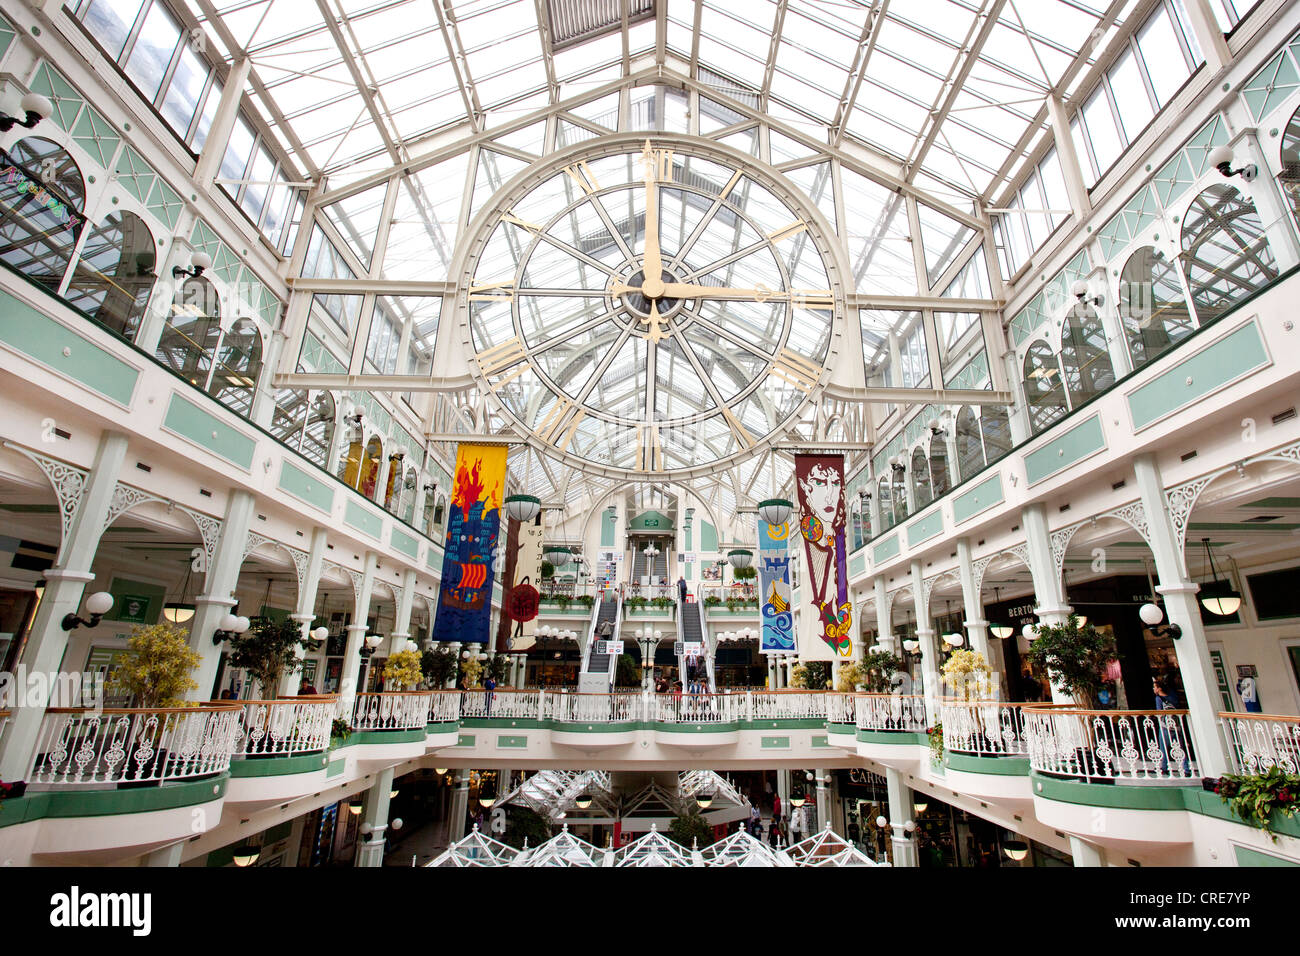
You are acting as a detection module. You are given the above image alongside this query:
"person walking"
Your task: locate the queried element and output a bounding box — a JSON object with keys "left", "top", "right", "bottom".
{"left": 1153, "top": 678, "right": 1190, "bottom": 775}
{"left": 677, "top": 575, "right": 687, "bottom": 606}
{"left": 484, "top": 672, "right": 497, "bottom": 717}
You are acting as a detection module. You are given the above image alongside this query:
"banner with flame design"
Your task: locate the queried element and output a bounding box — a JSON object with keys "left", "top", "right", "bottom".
{"left": 432, "top": 443, "right": 505, "bottom": 646}
{"left": 758, "top": 518, "right": 795, "bottom": 655}
{"left": 795, "top": 453, "right": 853, "bottom": 661}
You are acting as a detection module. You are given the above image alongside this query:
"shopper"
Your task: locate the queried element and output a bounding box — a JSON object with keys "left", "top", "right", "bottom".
{"left": 1153, "top": 678, "right": 1190, "bottom": 775}
{"left": 677, "top": 575, "right": 687, "bottom": 605}
{"left": 484, "top": 672, "right": 497, "bottom": 717}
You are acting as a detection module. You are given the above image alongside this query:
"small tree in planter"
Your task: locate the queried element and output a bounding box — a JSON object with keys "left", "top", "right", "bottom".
{"left": 382, "top": 648, "right": 424, "bottom": 690}
{"left": 1024, "top": 615, "right": 1116, "bottom": 707}
{"left": 858, "top": 649, "right": 905, "bottom": 693}
{"left": 224, "top": 616, "right": 322, "bottom": 699}
{"left": 615, "top": 653, "right": 641, "bottom": 688}
{"left": 941, "top": 649, "right": 992, "bottom": 700}
{"left": 668, "top": 811, "right": 715, "bottom": 848}
{"left": 421, "top": 646, "right": 458, "bottom": 687}
{"left": 834, "top": 661, "right": 866, "bottom": 692}
{"left": 487, "top": 654, "right": 510, "bottom": 686}
{"left": 790, "top": 661, "right": 831, "bottom": 689}
{"left": 110, "top": 622, "right": 202, "bottom": 707}
{"left": 460, "top": 657, "right": 484, "bottom": 688}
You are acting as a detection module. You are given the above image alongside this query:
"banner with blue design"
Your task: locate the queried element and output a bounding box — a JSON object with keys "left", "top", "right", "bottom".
{"left": 432, "top": 443, "right": 505, "bottom": 646}
{"left": 758, "top": 518, "right": 795, "bottom": 655}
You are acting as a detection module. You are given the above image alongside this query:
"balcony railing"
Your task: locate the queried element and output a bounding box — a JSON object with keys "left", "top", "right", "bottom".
{"left": 351, "top": 692, "right": 432, "bottom": 732}
{"left": 749, "top": 691, "right": 828, "bottom": 720}
{"left": 825, "top": 693, "right": 857, "bottom": 725}
{"left": 941, "top": 700, "right": 1029, "bottom": 756}
{"left": 459, "top": 688, "right": 541, "bottom": 720}
{"left": 550, "top": 691, "right": 643, "bottom": 723}
{"left": 1219, "top": 712, "right": 1300, "bottom": 775}
{"left": 427, "top": 691, "right": 462, "bottom": 723}
{"left": 1023, "top": 706, "right": 1199, "bottom": 782}
{"left": 28, "top": 705, "right": 242, "bottom": 786}
{"left": 231, "top": 697, "right": 336, "bottom": 756}
{"left": 651, "top": 693, "right": 738, "bottom": 724}
{"left": 855, "top": 694, "right": 928, "bottom": 733}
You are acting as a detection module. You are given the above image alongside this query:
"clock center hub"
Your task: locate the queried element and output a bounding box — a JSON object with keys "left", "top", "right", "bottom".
{"left": 622, "top": 267, "right": 683, "bottom": 319}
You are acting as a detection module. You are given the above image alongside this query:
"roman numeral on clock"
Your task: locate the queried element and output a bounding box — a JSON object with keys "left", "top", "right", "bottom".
{"left": 769, "top": 348, "right": 822, "bottom": 392}
{"left": 477, "top": 336, "right": 527, "bottom": 380}
{"left": 562, "top": 161, "right": 601, "bottom": 195}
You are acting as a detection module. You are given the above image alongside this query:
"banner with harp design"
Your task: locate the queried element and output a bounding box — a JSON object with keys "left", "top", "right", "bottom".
{"left": 432, "top": 443, "right": 505, "bottom": 646}
{"left": 758, "top": 517, "right": 795, "bottom": 655}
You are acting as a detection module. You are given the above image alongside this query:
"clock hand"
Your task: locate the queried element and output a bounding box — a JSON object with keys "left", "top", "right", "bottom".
{"left": 640, "top": 140, "right": 665, "bottom": 299}
{"left": 611, "top": 279, "right": 832, "bottom": 305}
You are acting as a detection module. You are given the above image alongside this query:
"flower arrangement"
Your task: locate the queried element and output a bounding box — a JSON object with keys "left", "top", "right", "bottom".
{"left": 0, "top": 778, "right": 27, "bottom": 812}
{"left": 927, "top": 723, "right": 944, "bottom": 763}
{"left": 382, "top": 648, "right": 424, "bottom": 690}
{"left": 109, "top": 622, "right": 201, "bottom": 707}
{"left": 941, "top": 650, "right": 992, "bottom": 701}
{"left": 1215, "top": 767, "right": 1300, "bottom": 841}
{"left": 703, "top": 596, "right": 723, "bottom": 607}
{"left": 460, "top": 657, "right": 484, "bottom": 688}
{"left": 331, "top": 717, "right": 351, "bottom": 743}
{"left": 834, "top": 661, "right": 866, "bottom": 692}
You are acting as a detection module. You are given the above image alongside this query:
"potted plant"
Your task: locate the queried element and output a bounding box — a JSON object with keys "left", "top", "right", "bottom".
{"left": 928, "top": 723, "right": 944, "bottom": 763}
{"left": 1024, "top": 615, "right": 1116, "bottom": 708}
{"left": 668, "top": 811, "right": 715, "bottom": 848}
{"left": 487, "top": 654, "right": 510, "bottom": 686}
{"left": 382, "top": 648, "right": 424, "bottom": 690}
{"left": 704, "top": 595, "right": 722, "bottom": 608}
{"left": 940, "top": 649, "right": 992, "bottom": 701}
{"left": 834, "top": 661, "right": 866, "bottom": 692}
{"left": 107, "top": 622, "right": 202, "bottom": 784}
{"left": 421, "top": 646, "right": 458, "bottom": 688}
{"left": 575, "top": 594, "right": 596, "bottom": 610}
{"left": 615, "top": 653, "right": 641, "bottom": 688}
{"left": 331, "top": 717, "right": 351, "bottom": 745}
{"left": 540, "top": 560, "right": 555, "bottom": 580}
{"left": 1214, "top": 768, "right": 1300, "bottom": 841}
{"left": 225, "top": 616, "right": 323, "bottom": 700}
{"left": 858, "top": 649, "right": 905, "bottom": 693}
{"left": 790, "top": 661, "right": 830, "bottom": 689}
{"left": 460, "top": 656, "right": 484, "bottom": 688}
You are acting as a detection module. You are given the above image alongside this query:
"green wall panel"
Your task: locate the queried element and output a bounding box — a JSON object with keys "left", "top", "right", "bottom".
{"left": 1024, "top": 414, "right": 1104, "bottom": 485}
{"left": 496, "top": 735, "right": 528, "bottom": 748}
{"left": 872, "top": 534, "right": 900, "bottom": 564}
{"left": 1127, "top": 321, "right": 1269, "bottom": 429}
{"left": 701, "top": 521, "right": 718, "bottom": 552}
{"left": 601, "top": 508, "right": 616, "bottom": 547}
{"left": 278, "top": 460, "right": 334, "bottom": 512}
{"left": 0, "top": 290, "right": 137, "bottom": 404}
{"left": 344, "top": 499, "right": 382, "bottom": 539}
{"left": 952, "top": 472, "right": 1004, "bottom": 524}
{"left": 163, "top": 393, "right": 255, "bottom": 469}
{"left": 1234, "top": 845, "right": 1300, "bottom": 867}
{"left": 905, "top": 509, "right": 943, "bottom": 547}
{"left": 391, "top": 526, "right": 418, "bottom": 559}
{"left": 849, "top": 551, "right": 866, "bottom": 576}
{"left": 760, "top": 736, "right": 790, "bottom": 748}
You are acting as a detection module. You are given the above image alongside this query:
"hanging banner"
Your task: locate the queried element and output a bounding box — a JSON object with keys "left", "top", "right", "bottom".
{"left": 432, "top": 444, "right": 506, "bottom": 646}
{"left": 794, "top": 453, "right": 853, "bottom": 661}
{"left": 499, "top": 513, "right": 543, "bottom": 652}
{"left": 758, "top": 518, "right": 795, "bottom": 655}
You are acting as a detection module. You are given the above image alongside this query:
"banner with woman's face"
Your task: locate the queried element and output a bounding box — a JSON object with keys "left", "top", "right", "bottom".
{"left": 795, "top": 453, "right": 853, "bottom": 661}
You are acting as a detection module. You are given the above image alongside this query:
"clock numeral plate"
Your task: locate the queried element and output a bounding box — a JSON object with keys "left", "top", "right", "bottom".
{"left": 562, "top": 161, "right": 601, "bottom": 195}
{"left": 769, "top": 348, "right": 822, "bottom": 393}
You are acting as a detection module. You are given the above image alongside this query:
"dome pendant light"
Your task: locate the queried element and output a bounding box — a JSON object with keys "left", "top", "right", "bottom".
{"left": 1198, "top": 538, "right": 1242, "bottom": 616}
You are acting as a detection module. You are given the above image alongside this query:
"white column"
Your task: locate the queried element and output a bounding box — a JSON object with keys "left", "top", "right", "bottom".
{"left": 193, "top": 57, "right": 253, "bottom": 189}
{"left": 1179, "top": 0, "right": 1232, "bottom": 75}
{"left": 873, "top": 576, "right": 892, "bottom": 651}
{"left": 1235, "top": 130, "right": 1300, "bottom": 270}
{"left": 909, "top": 560, "right": 939, "bottom": 723}
{"left": 0, "top": 432, "right": 128, "bottom": 780}
{"left": 339, "top": 553, "right": 378, "bottom": 715}
{"left": 1132, "top": 453, "right": 1229, "bottom": 777}
{"left": 814, "top": 768, "right": 830, "bottom": 830}
{"left": 354, "top": 766, "right": 395, "bottom": 867}
{"left": 1046, "top": 95, "right": 1090, "bottom": 219}
{"left": 191, "top": 490, "right": 257, "bottom": 699}
{"left": 1069, "top": 835, "right": 1107, "bottom": 868}
{"left": 956, "top": 538, "right": 989, "bottom": 658}
{"left": 449, "top": 770, "right": 470, "bottom": 842}
{"left": 1020, "top": 503, "right": 1075, "bottom": 704}
{"left": 388, "top": 568, "right": 418, "bottom": 654}
{"left": 444, "top": 642, "right": 462, "bottom": 688}
{"left": 885, "top": 767, "right": 917, "bottom": 867}
{"left": 282, "top": 526, "right": 328, "bottom": 696}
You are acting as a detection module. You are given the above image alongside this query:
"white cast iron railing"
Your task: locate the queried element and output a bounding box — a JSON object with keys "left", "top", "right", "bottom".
{"left": 750, "top": 692, "right": 828, "bottom": 720}
{"left": 1219, "top": 712, "right": 1300, "bottom": 775}
{"left": 652, "top": 693, "right": 738, "bottom": 724}
{"left": 28, "top": 705, "right": 242, "bottom": 786}
{"left": 427, "top": 691, "right": 462, "bottom": 723}
{"left": 233, "top": 697, "right": 335, "bottom": 756}
{"left": 548, "top": 691, "right": 641, "bottom": 723}
{"left": 460, "top": 689, "right": 541, "bottom": 720}
{"left": 941, "top": 700, "right": 1029, "bottom": 756}
{"left": 854, "top": 694, "right": 928, "bottom": 733}
{"left": 351, "top": 691, "right": 432, "bottom": 732}
{"left": 1024, "top": 707, "right": 1199, "bottom": 781}
{"left": 825, "top": 693, "right": 857, "bottom": 725}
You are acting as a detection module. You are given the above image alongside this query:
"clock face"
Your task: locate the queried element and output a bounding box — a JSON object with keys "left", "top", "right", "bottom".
{"left": 460, "top": 134, "right": 843, "bottom": 480}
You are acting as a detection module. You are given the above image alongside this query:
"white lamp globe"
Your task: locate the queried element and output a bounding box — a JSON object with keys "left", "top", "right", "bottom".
{"left": 876, "top": 815, "right": 888, "bottom": 828}
{"left": 1139, "top": 602, "right": 1165, "bottom": 627}
{"left": 219, "top": 612, "right": 239, "bottom": 632}
{"left": 84, "top": 591, "right": 114, "bottom": 616}
{"left": 311, "top": 626, "right": 329, "bottom": 641}
{"left": 234, "top": 616, "right": 250, "bottom": 633}
{"left": 1021, "top": 624, "right": 1036, "bottom": 641}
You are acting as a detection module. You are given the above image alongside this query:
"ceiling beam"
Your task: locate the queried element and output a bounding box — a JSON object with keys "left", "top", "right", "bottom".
{"left": 829, "top": 0, "right": 889, "bottom": 149}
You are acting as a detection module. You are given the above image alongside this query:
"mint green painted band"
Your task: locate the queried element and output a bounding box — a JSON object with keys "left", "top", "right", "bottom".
{"left": 229, "top": 752, "right": 328, "bottom": 777}
{"left": 0, "top": 774, "right": 228, "bottom": 827}
{"left": 944, "top": 752, "right": 1030, "bottom": 776}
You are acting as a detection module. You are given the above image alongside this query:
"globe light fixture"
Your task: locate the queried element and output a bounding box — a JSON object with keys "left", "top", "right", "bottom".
{"left": 942, "top": 632, "right": 964, "bottom": 647}
{"left": 727, "top": 549, "right": 753, "bottom": 570}
{"left": 989, "top": 623, "right": 1013, "bottom": 639}
{"left": 61, "top": 591, "right": 114, "bottom": 631}
{"left": 1139, "top": 602, "right": 1182, "bottom": 640}
{"left": 231, "top": 843, "right": 260, "bottom": 867}
{"left": 1003, "top": 840, "right": 1030, "bottom": 862}
{"left": 1197, "top": 539, "right": 1242, "bottom": 616}
{"left": 311, "top": 626, "right": 329, "bottom": 641}
{"left": 575, "top": 792, "right": 593, "bottom": 809}
{"left": 757, "top": 498, "right": 793, "bottom": 526}
{"left": 696, "top": 791, "right": 714, "bottom": 809}
{"left": 875, "top": 815, "right": 888, "bottom": 829}
{"left": 347, "top": 797, "right": 364, "bottom": 816}
{"left": 503, "top": 494, "right": 542, "bottom": 523}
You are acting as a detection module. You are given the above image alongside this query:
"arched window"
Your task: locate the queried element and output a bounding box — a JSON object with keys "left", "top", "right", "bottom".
{"left": 851, "top": 501, "right": 865, "bottom": 551}
{"left": 877, "top": 476, "right": 894, "bottom": 531}
{"left": 402, "top": 467, "right": 418, "bottom": 524}
{"left": 979, "top": 406, "right": 1012, "bottom": 465}
{"left": 911, "top": 448, "right": 932, "bottom": 509}
{"left": 383, "top": 454, "right": 404, "bottom": 512}
{"left": 339, "top": 437, "right": 364, "bottom": 488}
{"left": 0, "top": 137, "right": 85, "bottom": 292}
{"left": 892, "top": 471, "right": 909, "bottom": 525}
{"left": 359, "top": 436, "right": 383, "bottom": 499}
{"left": 157, "top": 277, "right": 220, "bottom": 386}
{"left": 210, "top": 318, "right": 262, "bottom": 416}
{"left": 929, "top": 440, "right": 950, "bottom": 499}
{"left": 955, "top": 406, "right": 983, "bottom": 481}
{"left": 1277, "top": 103, "right": 1300, "bottom": 232}
{"left": 65, "top": 211, "right": 156, "bottom": 339}
{"left": 433, "top": 493, "right": 447, "bottom": 529}
{"left": 272, "top": 388, "right": 336, "bottom": 468}
{"left": 1059, "top": 303, "right": 1114, "bottom": 406}
{"left": 422, "top": 487, "right": 437, "bottom": 535}
{"left": 1180, "top": 183, "right": 1278, "bottom": 324}
{"left": 1119, "top": 246, "right": 1194, "bottom": 369}
{"left": 1023, "top": 342, "right": 1066, "bottom": 434}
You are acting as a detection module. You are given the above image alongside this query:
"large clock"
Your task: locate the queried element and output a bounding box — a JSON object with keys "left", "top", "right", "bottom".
{"left": 458, "top": 133, "right": 845, "bottom": 481}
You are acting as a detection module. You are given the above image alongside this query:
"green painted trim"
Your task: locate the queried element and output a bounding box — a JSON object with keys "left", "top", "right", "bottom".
{"left": 654, "top": 722, "right": 740, "bottom": 734}
{"left": 552, "top": 721, "right": 642, "bottom": 733}
{"left": 496, "top": 735, "right": 528, "bottom": 748}
{"left": 456, "top": 734, "right": 476, "bottom": 746}
{"left": 761, "top": 736, "right": 791, "bottom": 748}
{"left": 1234, "top": 845, "right": 1300, "bottom": 867}
{"left": 856, "top": 729, "right": 928, "bottom": 745}
{"left": 1182, "top": 788, "right": 1300, "bottom": 840}
{"left": 1023, "top": 414, "right": 1105, "bottom": 485}
{"left": 460, "top": 718, "right": 547, "bottom": 730}
{"left": 325, "top": 757, "right": 346, "bottom": 778}
{"left": 344, "top": 499, "right": 383, "bottom": 540}
{"left": 0, "top": 775, "right": 227, "bottom": 827}
{"left": 425, "top": 721, "right": 458, "bottom": 732}
{"left": 229, "top": 752, "right": 327, "bottom": 777}
{"left": 905, "top": 508, "right": 944, "bottom": 547}
{"left": 740, "top": 718, "right": 830, "bottom": 730}
{"left": 347, "top": 728, "right": 425, "bottom": 745}
{"left": 952, "top": 472, "right": 1004, "bottom": 524}
{"left": 827, "top": 721, "right": 855, "bottom": 735}
{"left": 944, "top": 752, "right": 1030, "bottom": 776}
{"left": 1127, "top": 320, "right": 1269, "bottom": 430}
{"left": 849, "top": 552, "right": 866, "bottom": 576}
{"left": 162, "top": 392, "right": 255, "bottom": 470}
{"left": 391, "top": 525, "right": 418, "bottom": 559}
{"left": 0, "top": 289, "right": 138, "bottom": 405}
{"left": 873, "top": 535, "right": 900, "bottom": 563}
{"left": 1029, "top": 771, "right": 1194, "bottom": 810}
{"left": 811, "top": 735, "right": 830, "bottom": 747}
{"left": 278, "top": 460, "right": 334, "bottom": 512}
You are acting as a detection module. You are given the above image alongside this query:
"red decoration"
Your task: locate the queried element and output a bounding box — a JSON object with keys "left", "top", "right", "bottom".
{"left": 506, "top": 583, "right": 540, "bottom": 623}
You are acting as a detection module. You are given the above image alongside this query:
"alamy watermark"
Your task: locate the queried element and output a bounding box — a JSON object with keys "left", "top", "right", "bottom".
{"left": 0, "top": 667, "right": 104, "bottom": 712}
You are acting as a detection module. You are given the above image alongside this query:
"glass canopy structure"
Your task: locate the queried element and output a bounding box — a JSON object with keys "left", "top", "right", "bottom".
{"left": 62, "top": 0, "right": 1251, "bottom": 512}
